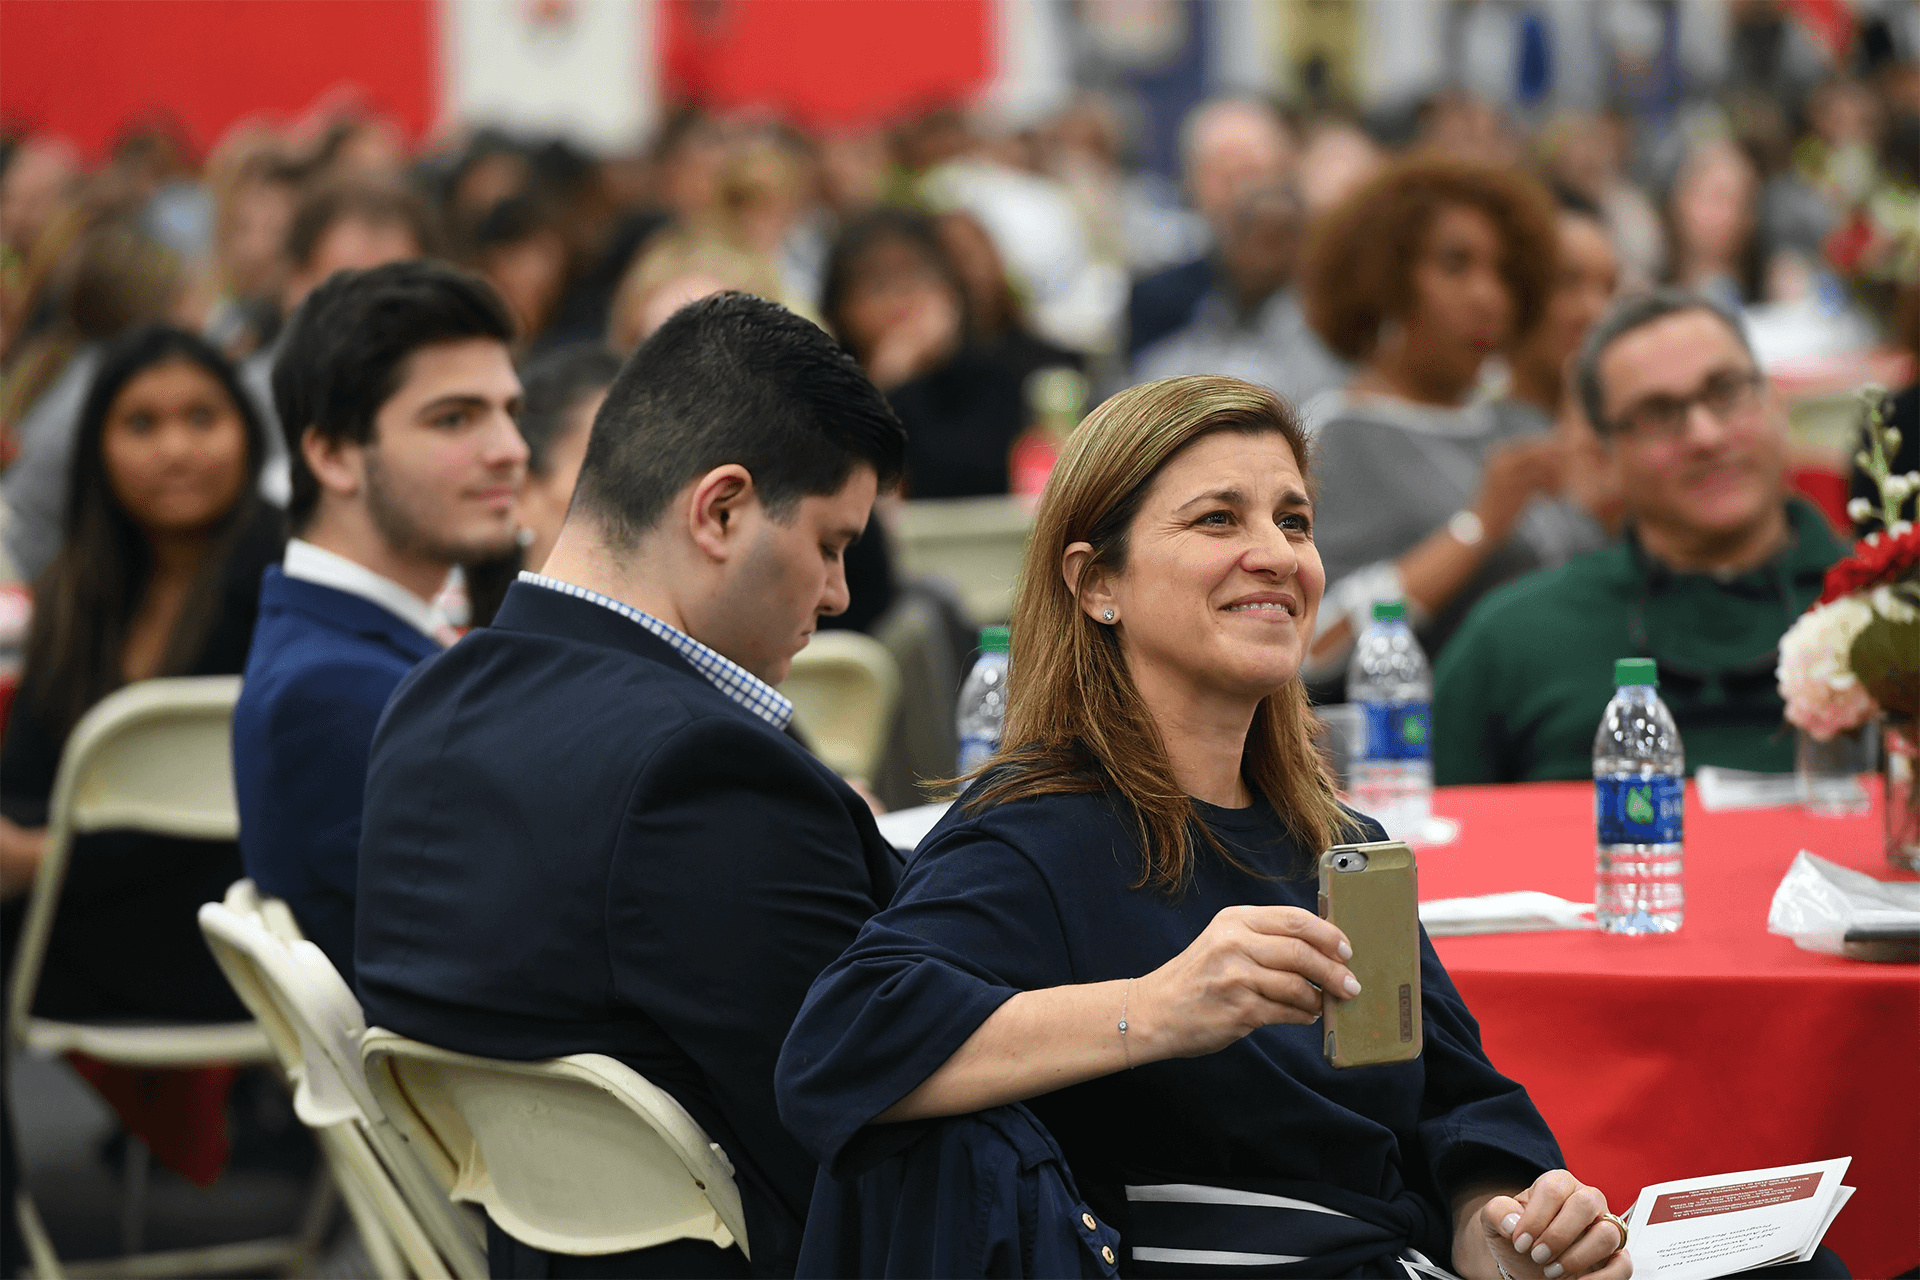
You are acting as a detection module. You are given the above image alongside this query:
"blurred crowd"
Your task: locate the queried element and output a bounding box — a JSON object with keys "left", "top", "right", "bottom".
{"left": 0, "top": 0, "right": 1916, "bottom": 649}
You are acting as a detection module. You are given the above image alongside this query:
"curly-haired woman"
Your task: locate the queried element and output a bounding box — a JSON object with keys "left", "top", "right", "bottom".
{"left": 1298, "top": 159, "right": 1607, "bottom": 684}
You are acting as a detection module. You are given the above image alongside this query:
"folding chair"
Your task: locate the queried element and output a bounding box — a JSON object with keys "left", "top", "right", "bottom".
{"left": 360, "top": 1032, "right": 748, "bottom": 1264}
{"left": 779, "top": 631, "right": 902, "bottom": 785}
{"left": 199, "top": 891, "right": 486, "bottom": 1279}
{"left": 5, "top": 677, "right": 321, "bottom": 1278}
{"left": 889, "top": 495, "right": 1035, "bottom": 625}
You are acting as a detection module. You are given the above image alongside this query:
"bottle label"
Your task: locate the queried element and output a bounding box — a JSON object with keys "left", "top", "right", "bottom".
{"left": 1361, "top": 701, "right": 1431, "bottom": 762}
{"left": 1595, "top": 775, "right": 1683, "bottom": 845}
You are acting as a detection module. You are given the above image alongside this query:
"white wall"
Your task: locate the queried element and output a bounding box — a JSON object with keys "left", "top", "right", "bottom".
{"left": 440, "top": 0, "right": 657, "bottom": 150}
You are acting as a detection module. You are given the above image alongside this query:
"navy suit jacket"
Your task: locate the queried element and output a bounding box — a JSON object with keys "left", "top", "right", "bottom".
{"left": 1125, "top": 255, "right": 1213, "bottom": 357}
{"left": 233, "top": 567, "right": 439, "bottom": 986}
{"left": 355, "top": 581, "right": 903, "bottom": 1278}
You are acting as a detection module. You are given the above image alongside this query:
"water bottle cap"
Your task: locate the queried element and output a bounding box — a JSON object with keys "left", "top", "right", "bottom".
{"left": 1614, "top": 657, "right": 1658, "bottom": 687}
{"left": 978, "top": 625, "right": 1011, "bottom": 653}
{"left": 1371, "top": 600, "right": 1406, "bottom": 622}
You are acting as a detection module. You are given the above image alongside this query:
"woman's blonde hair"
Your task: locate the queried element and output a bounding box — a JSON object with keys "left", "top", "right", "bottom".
{"left": 967, "top": 375, "right": 1357, "bottom": 893}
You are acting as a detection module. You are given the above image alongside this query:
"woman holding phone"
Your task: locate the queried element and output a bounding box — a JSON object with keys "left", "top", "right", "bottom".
{"left": 776, "top": 376, "right": 1629, "bottom": 1280}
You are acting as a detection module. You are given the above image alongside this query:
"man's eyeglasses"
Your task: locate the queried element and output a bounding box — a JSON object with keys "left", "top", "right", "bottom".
{"left": 1608, "top": 369, "right": 1767, "bottom": 442}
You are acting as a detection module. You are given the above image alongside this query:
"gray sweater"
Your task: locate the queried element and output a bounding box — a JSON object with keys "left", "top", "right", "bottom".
{"left": 1309, "top": 392, "right": 1607, "bottom": 664}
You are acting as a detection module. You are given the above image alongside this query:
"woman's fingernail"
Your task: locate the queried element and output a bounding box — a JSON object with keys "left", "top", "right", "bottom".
{"left": 1337, "top": 940, "right": 1353, "bottom": 960}
{"left": 1514, "top": 1234, "right": 1532, "bottom": 1254}
{"left": 1500, "top": 1214, "right": 1521, "bottom": 1234}
{"left": 1544, "top": 1266, "right": 1564, "bottom": 1280}
{"left": 1532, "top": 1243, "right": 1553, "bottom": 1265}
{"left": 1343, "top": 975, "right": 1362, "bottom": 996}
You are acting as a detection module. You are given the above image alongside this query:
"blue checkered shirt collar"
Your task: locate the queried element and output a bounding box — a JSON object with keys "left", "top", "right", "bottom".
{"left": 517, "top": 571, "right": 794, "bottom": 730}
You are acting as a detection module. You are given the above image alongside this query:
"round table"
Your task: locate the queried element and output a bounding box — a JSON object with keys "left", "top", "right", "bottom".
{"left": 1422, "top": 781, "right": 1919, "bottom": 1279}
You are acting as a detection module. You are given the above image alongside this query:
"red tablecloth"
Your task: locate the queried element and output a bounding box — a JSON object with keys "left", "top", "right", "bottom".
{"left": 1423, "top": 783, "right": 1919, "bottom": 1279}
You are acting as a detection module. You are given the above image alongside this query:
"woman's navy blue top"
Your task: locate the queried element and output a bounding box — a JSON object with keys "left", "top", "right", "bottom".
{"left": 775, "top": 785, "right": 1563, "bottom": 1268}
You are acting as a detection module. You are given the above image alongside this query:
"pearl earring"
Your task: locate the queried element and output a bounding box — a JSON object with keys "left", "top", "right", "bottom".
{"left": 1103, "top": 609, "right": 1115, "bottom": 622}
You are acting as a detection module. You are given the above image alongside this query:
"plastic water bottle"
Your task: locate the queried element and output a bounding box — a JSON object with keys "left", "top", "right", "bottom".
{"left": 1593, "top": 657, "right": 1685, "bottom": 934}
{"left": 1346, "top": 601, "right": 1432, "bottom": 840}
{"left": 956, "top": 626, "right": 1010, "bottom": 772}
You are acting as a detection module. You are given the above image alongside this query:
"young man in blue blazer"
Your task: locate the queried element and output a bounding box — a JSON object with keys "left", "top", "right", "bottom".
{"left": 232, "top": 261, "right": 528, "bottom": 985}
{"left": 355, "top": 293, "right": 906, "bottom": 1279}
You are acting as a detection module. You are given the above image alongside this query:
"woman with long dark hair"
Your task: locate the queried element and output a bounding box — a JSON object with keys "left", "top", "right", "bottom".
{"left": 1, "top": 324, "right": 285, "bottom": 1017}
{"left": 820, "top": 208, "right": 1030, "bottom": 501}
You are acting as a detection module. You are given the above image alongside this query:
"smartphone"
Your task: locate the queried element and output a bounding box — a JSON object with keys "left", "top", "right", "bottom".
{"left": 1318, "top": 840, "right": 1422, "bottom": 1069}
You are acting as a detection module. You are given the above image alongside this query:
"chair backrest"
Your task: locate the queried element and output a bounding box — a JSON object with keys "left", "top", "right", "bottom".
{"left": 198, "top": 902, "right": 371, "bottom": 1131}
{"left": 200, "top": 892, "right": 489, "bottom": 1279}
{"left": 8, "top": 675, "right": 244, "bottom": 1049}
{"left": 360, "top": 1031, "right": 749, "bottom": 1261}
{"left": 778, "top": 631, "right": 902, "bottom": 782}
{"left": 889, "top": 495, "right": 1034, "bottom": 625}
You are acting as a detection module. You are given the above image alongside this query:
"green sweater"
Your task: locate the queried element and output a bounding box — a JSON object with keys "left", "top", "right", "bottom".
{"left": 1433, "top": 501, "right": 1846, "bottom": 784}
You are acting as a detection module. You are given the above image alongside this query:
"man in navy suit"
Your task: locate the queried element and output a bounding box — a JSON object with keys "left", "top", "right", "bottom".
{"left": 355, "top": 293, "right": 906, "bottom": 1279}
{"left": 233, "top": 261, "right": 528, "bottom": 984}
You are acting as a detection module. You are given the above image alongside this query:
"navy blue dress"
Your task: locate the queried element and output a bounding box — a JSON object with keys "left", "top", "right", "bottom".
{"left": 777, "top": 786, "right": 1564, "bottom": 1277}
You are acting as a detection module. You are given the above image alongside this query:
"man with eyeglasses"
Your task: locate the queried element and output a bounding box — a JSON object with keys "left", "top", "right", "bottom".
{"left": 1433, "top": 290, "right": 1846, "bottom": 784}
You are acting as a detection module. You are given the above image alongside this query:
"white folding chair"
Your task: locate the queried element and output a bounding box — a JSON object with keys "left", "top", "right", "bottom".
{"left": 5, "top": 676, "right": 322, "bottom": 1279}
{"left": 779, "top": 631, "right": 903, "bottom": 784}
{"left": 199, "top": 891, "right": 487, "bottom": 1279}
{"left": 360, "top": 1032, "right": 748, "bottom": 1264}
{"left": 888, "top": 495, "right": 1035, "bottom": 625}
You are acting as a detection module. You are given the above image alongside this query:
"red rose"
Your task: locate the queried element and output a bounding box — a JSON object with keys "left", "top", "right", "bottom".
{"left": 1819, "top": 526, "right": 1920, "bottom": 604}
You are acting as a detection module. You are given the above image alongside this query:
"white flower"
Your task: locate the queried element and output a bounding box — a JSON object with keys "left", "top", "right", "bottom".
{"left": 1848, "top": 497, "right": 1873, "bottom": 522}
{"left": 1873, "top": 584, "right": 1920, "bottom": 623}
{"left": 1776, "top": 596, "right": 1878, "bottom": 739}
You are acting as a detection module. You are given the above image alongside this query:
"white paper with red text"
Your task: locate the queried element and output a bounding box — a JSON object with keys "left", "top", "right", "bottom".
{"left": 1624, "top": 1158, "right": 1853, "bottom": 1280}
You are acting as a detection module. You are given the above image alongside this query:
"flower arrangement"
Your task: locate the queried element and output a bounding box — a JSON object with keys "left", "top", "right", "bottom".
{"left": 1777, "top": 387, "right": 1919, "bottom": 741}
{"left": 1776, "top": 386, "right": 1920, "bottom": 867}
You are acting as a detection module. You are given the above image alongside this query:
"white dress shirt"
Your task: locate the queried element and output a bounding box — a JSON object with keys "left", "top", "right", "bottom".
{"left": 281, "top": 538, "right": 450, "bottom": 644}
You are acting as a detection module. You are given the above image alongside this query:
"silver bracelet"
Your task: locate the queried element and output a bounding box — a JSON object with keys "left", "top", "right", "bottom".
{"left": 1118, "top": 979, "right": 1133, "bottom": 1069}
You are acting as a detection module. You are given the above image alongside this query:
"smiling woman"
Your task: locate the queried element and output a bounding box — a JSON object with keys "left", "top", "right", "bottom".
{"left": 776, "top": 375, "right": 1632, "bottom": 1280}
{"left": 2, "top": 323, "right": 283, "bottom": 1008}
{"left": 1297, "top": 158, "right": 1607, "bottom": 686}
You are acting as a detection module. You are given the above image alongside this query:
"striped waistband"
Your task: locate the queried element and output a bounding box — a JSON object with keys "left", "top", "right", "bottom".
{"left": 1123, "top": 1183, "right": 1460, "bottom": 1279}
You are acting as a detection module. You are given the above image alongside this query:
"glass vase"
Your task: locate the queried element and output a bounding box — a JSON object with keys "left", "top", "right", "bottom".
{"left": 1887, "top": 719, "right": 1920, "bottom": 874}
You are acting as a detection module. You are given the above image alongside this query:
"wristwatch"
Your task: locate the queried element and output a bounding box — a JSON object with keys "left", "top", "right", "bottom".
{"left": 1448, "top": 509, "right": 1486, "bottom": 547}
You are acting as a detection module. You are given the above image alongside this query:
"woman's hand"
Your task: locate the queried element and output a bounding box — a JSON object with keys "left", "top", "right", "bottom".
{"left": 877, "top": 906, "right": 1356, "bottom": 1123}
{"left": 1471, "top": 1171, "right": 1630, "bottom": 1280}
{"left": 866, "top": 292, "right": 963, "bottom": 390}
{"left": 1131, "top": 905, "right": 1359, "bottom": 1060}
{"left": 1470, "top": 437, "right": 1568, "bottom": 543}
{"left": 0, "top": 815, "right": 48, "bottom": 900}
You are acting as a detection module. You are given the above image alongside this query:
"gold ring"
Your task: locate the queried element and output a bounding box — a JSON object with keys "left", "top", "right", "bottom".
{"left": 1600, "top": 1211, "right": 1629, "bottom": 1254}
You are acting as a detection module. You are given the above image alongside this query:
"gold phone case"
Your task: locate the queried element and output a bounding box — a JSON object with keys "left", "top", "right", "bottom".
{"left": 1318, "top": 840, "right": 1422, "bottom": 1069}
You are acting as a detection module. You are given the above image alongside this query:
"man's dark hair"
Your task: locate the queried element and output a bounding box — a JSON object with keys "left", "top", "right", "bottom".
{"left": 577, "top": 292, "right": 905, "bottom": 547}
{"left": 285, "top": 179, "right": 442, "bottom": 271}
{"left": 518, "top": 342, "right": 621, "bottom": 476}
{"left": 272, "top": 260, "right": 515, "bottom": 532}
{"left": 1575, "top": 289, "right": 1754, "bottom": 436}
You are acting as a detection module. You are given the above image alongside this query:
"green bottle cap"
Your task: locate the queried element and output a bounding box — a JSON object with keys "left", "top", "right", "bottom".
{"left": 1372, "top": 600, "right": 1406, "bottom": 622}
{"left": 1614, "top": 657, "right": 1658, "bottom": 687}
{"left": 979, "top": 625, "right": 1011, "bottom": 653}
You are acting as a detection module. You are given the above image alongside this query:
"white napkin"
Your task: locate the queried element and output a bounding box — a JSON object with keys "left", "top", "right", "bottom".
{"left": 1419, "top": 891, "right": 1597, "bottom": 936}
{"left": 1694, "top": 766, "right": 1805, "bottom": 811}
{"left": 1767, "top": 850, "right": 1920, "bottom": 954}
{"left": 875, "top": 801, "right": 954, "bottom": 853}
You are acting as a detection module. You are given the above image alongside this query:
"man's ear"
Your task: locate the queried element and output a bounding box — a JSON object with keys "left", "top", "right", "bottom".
{"left": 301, "top": 426, "right": 364, "bottom": 500}
{"left": 1063, "top": 541, "right": 1116, "bottom": 625}
{"left": 687, "top": 463, "right": 755, "bottom": 562}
